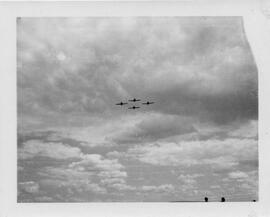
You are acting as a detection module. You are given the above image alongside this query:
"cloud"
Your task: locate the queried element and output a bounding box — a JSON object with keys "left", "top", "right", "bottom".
{"left": 98, "top": 170, "right": 127, "bottom": 178}
{"left": 37, "top": 154, "right": 131, "bottom": 198}
{"left": 101, "top": 177, "right": 126, "bottom": 185}
{"left": 228, "top": 171, "right": 249, "bottom": 179}
{"left": 141, "top": 184, "right": 175, "bottom": 193}
{"left": 85, "top": 183, "right": 107, "bottom": 194}
{"left": 18, "top": 140, "right": 82, "bottom": 160}
{"left": 19, "top": 181, "right": 39, "bottom": 194}
{"left": 69, "top": 154, "right": 131, "bottom": 191}
{"left": 110, "top": 183, "right": 136, "bottom": 191}
{"left": 106, "top": 151, "right": 123, "bottom": 159}
{"left": 177, "top": 174, "right": 201, "bottom": 192}
{"left": 69, "top": 154, "right": 124, "bottom": 171}
{"left": 34, "top": 196, "right": 54, "bottom": 202}
{"left": 18, "top": 17, "right": 257, "bottom": 131}
{"left": 127, "top": 138, "right": 257, "bottom": 170}
{"left": 224, "top": 170, "right": 258, "bottom": 199}
{"left": 38, "top": 166, "right": 108, "bottom": 197}
{"left": 110, "top": 113, "right": 196, "bottom": 144}
{"left": 228, "top": 120, "right": 258, "bottom": 139}
{"left": 178, "top": 174, "right": 203, "bottom": 185}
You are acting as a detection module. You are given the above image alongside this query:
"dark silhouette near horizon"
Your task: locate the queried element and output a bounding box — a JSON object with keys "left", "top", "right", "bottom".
{"left": 221, "top": 197, "right": 225, "bottom": 202}
{"left": 204, "top": 197, "right": 208, "bottom": 202}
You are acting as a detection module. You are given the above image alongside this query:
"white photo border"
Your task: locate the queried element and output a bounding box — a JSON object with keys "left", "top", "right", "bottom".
{"left": 0, "top": 1, "right": 270, "bottom": 217}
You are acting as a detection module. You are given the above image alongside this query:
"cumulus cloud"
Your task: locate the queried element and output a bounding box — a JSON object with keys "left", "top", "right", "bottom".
{"left": 223, "top": 170, "right": 258, "bottom": 199}
{"left": 141, "top": 184, "right": 175, "bottom": 193}
{"left": 85, "top": 183, "right": 107, "bottom": 194}
{"left": 127, "top": 138, "right": 257, "bottom": 169}
{"left": 228, "top": 120, "right": 258, "bottom": 139}
{"left": 19, "top": 181, "right": 39, "bottom": 194}
{"left": 38, "top": 166, "right": 108, "bottom": 197}
{"left": 106, "top": 151, "right": 123, "bottom": 159}
{"left": 68, "top": 154, "right": 132, "bottom": 191}
{"left": 101, "top": 177, "right": 126, "bottom": 185}
{"left": 228, "top": 171, "right": 249, "bottom": 179}
{"left": 110, "top": 183, "right": 136, "bottom": 191}
{"left": 239, "top": 171, "right": 258, "bottom": 193}
{"left": 178, "top": 174, "right": 203, "bottom": 185}
{"left": 18, "top": 140, "right": 82, "bottom": 160}
{"left": 69, "top": 154, "right": 124, "bottom": 171}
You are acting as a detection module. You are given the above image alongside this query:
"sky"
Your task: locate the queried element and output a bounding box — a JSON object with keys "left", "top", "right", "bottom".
{"left": 17, "top": 17, "right": 258, "bottom": 202}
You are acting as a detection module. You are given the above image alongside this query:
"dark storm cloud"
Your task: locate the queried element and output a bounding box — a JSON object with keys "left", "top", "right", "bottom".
{"left": 148, "top": 74, "right": 257, "bottom": 124}
{"left": 119, "top": 43, "right": 258, "bottom": 124}
{"left": 18, "top": 17, "right": 258, "bottom": 129}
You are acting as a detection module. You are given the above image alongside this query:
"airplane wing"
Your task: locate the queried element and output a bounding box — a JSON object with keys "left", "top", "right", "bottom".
{"left": 128, "top": 107, "right": 133, "bottom": 109}
{"left": 116, "top": 103, "right": 121, "bottom": 105}
{"left": 135, "top": 107, "right": 140, "bottom": 109}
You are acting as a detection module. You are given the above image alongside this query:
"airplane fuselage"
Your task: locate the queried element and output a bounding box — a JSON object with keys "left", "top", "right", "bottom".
{"left": 129, "top": 98, "right": 140, "bottom": 102}
{"left": 143, "top": 101, "right": 154, "bottom": 105}
{"left": 116, "top": 102, "right": 127, "bottom": 106}
{"left": 129, "top": 106, "right": 140, "bottom": 109}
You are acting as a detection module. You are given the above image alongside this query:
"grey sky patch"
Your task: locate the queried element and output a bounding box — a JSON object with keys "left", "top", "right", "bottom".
{"left": 110, "top": 113, "right": 196, "bottom": 144}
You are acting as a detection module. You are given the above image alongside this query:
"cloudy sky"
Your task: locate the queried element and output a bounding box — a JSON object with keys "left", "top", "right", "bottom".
{"left": 17, "top": 17, "right": 258, "bottom": 202}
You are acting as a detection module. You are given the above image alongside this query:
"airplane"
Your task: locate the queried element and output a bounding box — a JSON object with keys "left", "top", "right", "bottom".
{"left": 142, "top": 101, "right": 155, "bottom": 105}
{"left": 128, "top": 106, "right": 140, "bottom": 110}
{"left": 128, "top": 98, "right": 141, "bottom": 102}
{"left": 115, "top": 102, "right": 128, "bottom": 106}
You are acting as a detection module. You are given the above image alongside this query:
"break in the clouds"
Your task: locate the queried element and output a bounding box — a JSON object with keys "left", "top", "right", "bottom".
{"left": 17, "top": 17, "right": 258, "bottom": 202}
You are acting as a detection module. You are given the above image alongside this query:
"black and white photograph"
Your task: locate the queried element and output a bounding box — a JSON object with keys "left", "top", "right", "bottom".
{"left": 17, "top": 17, "right": 258, "bottom": 203}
